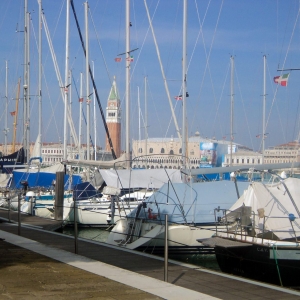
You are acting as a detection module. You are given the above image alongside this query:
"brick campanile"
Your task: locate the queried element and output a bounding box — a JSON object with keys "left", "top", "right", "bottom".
{"left": 105, "top": 77, "right": 121, "bottom": 157}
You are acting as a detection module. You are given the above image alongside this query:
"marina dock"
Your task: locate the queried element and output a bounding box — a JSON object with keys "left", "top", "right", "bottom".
{"left": 0, "top": 209, "right": 300, "bottom": 299}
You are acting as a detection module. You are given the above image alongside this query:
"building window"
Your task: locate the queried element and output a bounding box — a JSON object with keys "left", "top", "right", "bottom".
{"left": 252, "top": 159, "right": 254, "bottom": 163}
{"left": 170, "top": 150, "right": 174, "bottom": 155}
{"left": 247, "top": 159, "right": 249, "bottom": 164}
{"left": 242, "top": 159, "right": 244, "bottom": 163}
{"left": 149, "top": 148, "right": 153, "bottom": 154}
{"left": 190, "top": 151, "right": 194, "bottom": 156}
{"left": 179, "top": 148, "right": 182, "bottom": 154}
{"left": 161, "top": 148, "right": 165, "bottom": 154}
{"left": 108, "top": 112, "right": 115, "bottom": 117}
{"left": 258, "top": 159, "right": 260, "bottom": 164}
{"left": 138, "top": 148, "right": 142, "bottom": 153}
{"left": 237, "top": 159, "right": 239, "bottom": 164}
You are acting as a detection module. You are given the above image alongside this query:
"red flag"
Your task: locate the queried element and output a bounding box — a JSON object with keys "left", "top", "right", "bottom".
{"left": 115, "top": 57, "right": 122, "bottom": 62}
{"left": 10, "top": 111, "right": 16, "bottom": 116}
{"left": 79, "top": 98, "right": 84, "bottom": 103}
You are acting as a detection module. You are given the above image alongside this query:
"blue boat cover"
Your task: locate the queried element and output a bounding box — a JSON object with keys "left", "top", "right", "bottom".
{"left": 73, "top": 182, "right": 103, "bottom": 200}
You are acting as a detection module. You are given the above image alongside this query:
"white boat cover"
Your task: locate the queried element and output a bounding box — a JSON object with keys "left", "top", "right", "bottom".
{"left": 0, "top": 174, "right": 10, "bottom": 188}
{"left": 130, "top": 180, "right": 250, "bottom": 224}
{"left": 228, "top": 177, "right": 300, "bottom": 240}
{"left": 13, "top": 163, "right": 65, "bottom": 174}
{"left": 99, "top": 169, "right": 183, "bottom": 189}
{"left": 64, "top": 153, "right": 127, "bottom": 169}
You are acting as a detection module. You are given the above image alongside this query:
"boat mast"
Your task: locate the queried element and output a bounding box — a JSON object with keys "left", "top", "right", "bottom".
{"left": 79, "top": 72, "right": 83, "bottom": 159}
{"left": 182, "top": 0, "right": 187, "bottom": 168}
{"left": 69, "top": 69, "right": 72, "bottom": 153}
{"left": 144, "top": 76, "right": 148, "bottom": 166}
{"left": 144, "top": 0, "right": 182, "bottom": 144}
{"left": 63, "top": 0, "right": 70, "bottom": 160}
{"left": 4, "top": 60, "right": 8, "bottom": 156}
{"left": 38, "top": 0, "right": 42, "bottom": 158}
{"left": 23, "top": 0, "right": 30, "bottom": 164}
{"left": 138, "top": 86, "right": 141, "bottom": 152}
{"left": 125, "top": 0, "right": 130, "bottom": 168}
{"left": 42, "top": 12, "right": 78, "bottom": 148}
{"left": 262, "top": 55, "right": 266, "bottom": 164}
{"left": 230, "top": 55, "right": 234, "bottom": 167}
{"left": 12, "top": 78, "right": 21, "bottom": 153}
{"left": 84, "top": 1, "right": 90, "bottom": 161}
{"left": 92, "top": 61, "right": 96, "bottom": 161}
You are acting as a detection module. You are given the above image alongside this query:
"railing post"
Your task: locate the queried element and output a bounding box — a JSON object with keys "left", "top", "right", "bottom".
{"left": 18, "top": 193, "right": 21, "bottom": 236}
{"left": 164, "top": 214, "right": 168, "bottom": 282}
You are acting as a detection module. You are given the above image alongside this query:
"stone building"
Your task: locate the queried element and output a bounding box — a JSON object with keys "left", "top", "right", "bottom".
{"left": 132, "top": 132, "right": 236, "bottom": 169}
{"left": 264, "top": 141, "right": 300, "bottom": 164}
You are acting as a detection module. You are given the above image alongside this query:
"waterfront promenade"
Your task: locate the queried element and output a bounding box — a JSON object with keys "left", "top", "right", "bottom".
{"left": 0, "top": 210, "right": 300, "bottom": 299}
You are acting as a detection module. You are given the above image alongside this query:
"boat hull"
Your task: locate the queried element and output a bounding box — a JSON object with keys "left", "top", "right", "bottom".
{"left": 107, "top": 219, "right": 217, "bottom": 255}
{"left": 215, "top": 243, "right": 300, "bottom": 287}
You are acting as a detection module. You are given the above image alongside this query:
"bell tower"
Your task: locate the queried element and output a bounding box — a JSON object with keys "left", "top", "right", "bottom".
{"left": 105, "top": 77, "right": 121, "bottom": 157}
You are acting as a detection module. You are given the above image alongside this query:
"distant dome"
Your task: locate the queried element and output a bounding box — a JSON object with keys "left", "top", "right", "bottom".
{"left": 195, "top": 131, "right": 200, "bottom": 136}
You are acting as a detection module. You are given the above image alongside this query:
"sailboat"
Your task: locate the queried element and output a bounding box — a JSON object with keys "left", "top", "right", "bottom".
{"left": 203, "top": 173, "right": 300, "bottom": 287}
{"left": 106, "top": 0, "right": 250, "bottom": 254}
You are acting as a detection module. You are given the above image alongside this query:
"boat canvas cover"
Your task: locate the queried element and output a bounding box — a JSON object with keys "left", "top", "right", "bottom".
{"left": 0, "top": 148, "right": 25, "bottom": 173}
{"left": 12, "top": 163, "right": 82, "bottom": 189}
{"left": 130, "top": 180, "right": 249, "bottom": 224}
{"left": 0, "top": 174, "right": 10, "bottom": 188}
{"left": 99, "top": 169, "right": 182, "bottom": 189}
{"left": 227, "top": 178, "right": 300, "bottom": 240}
{"left": 73, "top": 182, "right": 103, "bottom": 200}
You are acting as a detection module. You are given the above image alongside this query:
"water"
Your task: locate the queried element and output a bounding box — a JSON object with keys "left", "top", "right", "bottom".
{"left": 61, "top": 227, "right": 220, "bottom": 271}
{"left": 62, "top": 226, "right": 110, "bottom": 243}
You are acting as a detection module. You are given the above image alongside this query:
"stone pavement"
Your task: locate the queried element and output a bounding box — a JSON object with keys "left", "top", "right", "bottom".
{"left": 0, "top": 239, "right": 161, "bottom": 300}
{"left": 0, "top": 230, "right": 217, "bottom": 300}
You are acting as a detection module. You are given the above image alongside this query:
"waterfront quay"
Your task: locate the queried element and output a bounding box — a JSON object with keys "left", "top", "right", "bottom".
{"left": 0, "top": 209, "right": 299, "bottom": 299}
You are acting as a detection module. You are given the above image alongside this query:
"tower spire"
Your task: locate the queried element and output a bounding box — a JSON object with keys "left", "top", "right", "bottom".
{"left": 105, "top": 77, "right": 121, "bottom": 157}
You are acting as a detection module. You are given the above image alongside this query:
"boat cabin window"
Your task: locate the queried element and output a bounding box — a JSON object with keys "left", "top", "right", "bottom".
{"left": 123, "top": 197, "right": 138, "bottom": 202}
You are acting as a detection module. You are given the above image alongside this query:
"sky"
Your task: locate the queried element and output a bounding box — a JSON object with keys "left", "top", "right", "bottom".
{"left": 0, "top": 0, "right": 300, "bottom": 154}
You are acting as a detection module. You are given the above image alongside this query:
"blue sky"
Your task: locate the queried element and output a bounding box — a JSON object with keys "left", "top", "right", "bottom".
{"left": 0, "top": 0, "right": 300, "bottom": 153}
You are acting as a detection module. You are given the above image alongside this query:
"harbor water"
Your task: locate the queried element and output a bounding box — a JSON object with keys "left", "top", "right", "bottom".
{"left": 62, "top": 227, "right": 220, "bottom": 271}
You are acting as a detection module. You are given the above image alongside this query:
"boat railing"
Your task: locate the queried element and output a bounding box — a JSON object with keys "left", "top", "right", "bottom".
{"left": 214, "top": 207, "right": 300, "bottom": 244}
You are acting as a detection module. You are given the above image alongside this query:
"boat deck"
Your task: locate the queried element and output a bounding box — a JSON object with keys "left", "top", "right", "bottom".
{"left": 202, "top": 236, "right": 253, "bottom": 248}
{"left": 0, "top": 209, "right": 299, "bottom": 299}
